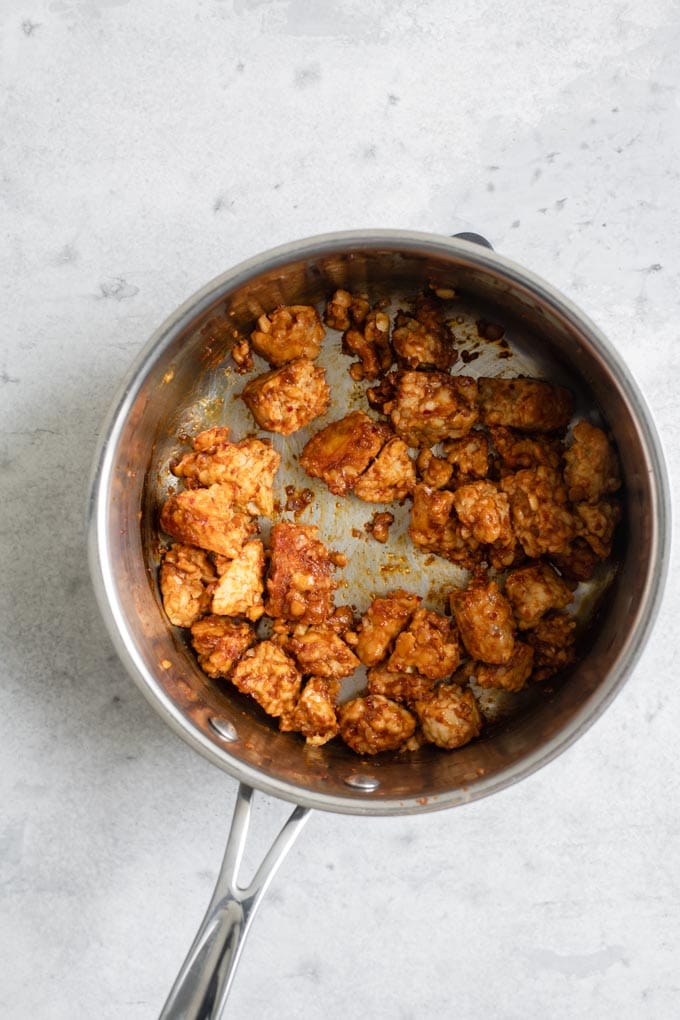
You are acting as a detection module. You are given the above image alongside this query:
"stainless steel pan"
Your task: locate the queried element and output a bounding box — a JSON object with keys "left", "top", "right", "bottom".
{"left": 88, "top": 230, "right": 670, "bottom": 1018}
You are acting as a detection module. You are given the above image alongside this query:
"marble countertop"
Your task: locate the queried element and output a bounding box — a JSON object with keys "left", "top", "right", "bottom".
{"left": 2, "top": 1, "right": 679, "bottom": 1017}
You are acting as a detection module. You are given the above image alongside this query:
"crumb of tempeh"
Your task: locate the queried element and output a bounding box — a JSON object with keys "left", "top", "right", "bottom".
{"left": 325, "top": 605, "right": 358, "bottom": 636}
{"left": 392, "top": 295, "right": 456, "bottom": 371}
{"left": 343, "top": 308, "right": 393, "bottom": 381}
{"left": 486, "top": 534, "right": 523, "bottom": 571}
{"left": 211, "top": 540, "right": 265, "bottom": 621}
{"left": 366, "top": 372, "right": 398, "bottom": 415}
{"left": 525, "top": 613, "right": 577, "bottom": 681}
{"left": 190, "top": 616, "right": 255, "bottom": 679}
{"left": 409, "top": 484, "right": 481, "bottom": 567}
{"left": 284, "top": 626, "right": 360, "bottom": 679}
{"left": 160, "top": 543, "right": 216, "bottom": 627}
{"left": 500, "top": 467, "right": 575, "bottom": 559}
{"left": 283, "top": 485, "right": 314, "bottom": 517}
{"left": 478, "top": 377, "right": 573, "bottom": 433}
{"left": 365, "top": 510, "right": 395, "bottom": 544}
{"left": 549, "top": 538, "right": 599, "bottom": 582}
{"left": 323, "top": 289, "right": 370, "bottom": 331}
{"left": 472, "top": 641, "right": 534, "bottom": 692}
{"left": 172, "top": 431, "right": 280, "bottom": 516}
{"left": 250, "top": 305, "right": 325, "bottom": 366}
{"left": 386, "top": 607, "right": 461, "bottom": 681}
{"left": 338, "top": 694, "right": 416, "bottom": 754}
{"left": 504, "top": 562, "right": 574, "bottom": 630}
{"left": 288, "top": 677, "right": 340, "bottom": 745}
{"left": 564, "top": 421, "right": 621, "bottom": 504}
{"left": 299, "top": 411, "right": 392, "bottom": 496}
{"left": 414, "top": 685, "right": 482, "bottom": 749}
{"left": 451, "top": 480, "right": 513, "bottom": 546}
{"left": 160, "top": 484, "right": 257, "bottom": 558}
{"left": 574, "top": 500, "right": 621, "bottom": 559}
{"left": 191, "top": 426, "right": 231, "bottom": 453}
{"left": 353, "top": 437, "right": 415, "bottom": 503}
{"left": 230, "top": 640, "right": 302, "bottom": 720}
{"left": 400, "top": 729, "right": 428, "bottom": 752}
{"left": 265, "top": 522, "right": 337, "bottom": 625}
{"left": 390, "top": 371, "right": 479, "bottom": 447}
{"left": 240, "top": 358, "right": 330, "bottom": 435}
{"left": 490, "top": 426, "right": 563, "bottom": 474}
{"left": 355, "top": 590, "right": 421, "bottom": 666}
{"left": 367, "top": 665, "right": 436, "bottom": 704}
{"left": 450, "top": 578, "right": 515, "bottom": 664}
{"left": 416, "top": 448, "right": 454, "bottom": 489}
{"left": 271, "top": 610, "right": 358, "bottom": 651}
{"left": 442, "top": 431, "right": 490, "bottom": 483}
{"left": 231, "top": 337, "right": 254, "bottom": 373}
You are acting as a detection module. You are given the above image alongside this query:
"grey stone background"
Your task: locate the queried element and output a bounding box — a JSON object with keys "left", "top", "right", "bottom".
{"left": 2, "top": 1, "right": 679, "bottom": 1017}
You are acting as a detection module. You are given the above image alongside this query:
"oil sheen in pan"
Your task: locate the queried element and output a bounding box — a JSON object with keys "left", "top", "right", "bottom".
{"left": 150, "top": 288, "right": 618, "bottom": 726}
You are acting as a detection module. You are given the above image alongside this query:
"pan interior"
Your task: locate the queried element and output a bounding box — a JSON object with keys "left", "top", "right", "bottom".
{"left": 96, "top": 238, "right": 659, "bottom": 813}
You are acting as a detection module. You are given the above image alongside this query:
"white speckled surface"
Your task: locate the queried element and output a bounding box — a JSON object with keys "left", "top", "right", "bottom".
{"left": 2, "top": 1, "right": 679, "bottom": 1017}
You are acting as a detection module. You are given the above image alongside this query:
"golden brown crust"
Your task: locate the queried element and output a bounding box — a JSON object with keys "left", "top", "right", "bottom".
{"left": 549, "top": 538, "right": 599, "bottom": 582}
{"left": 486, "top": 532, "right": 523, "bottom": 571}
{"left": 451, "top": 480, "right": 513, "bottom": 546}
{"left": 504, "top": 561, "right": 574, "bottom": 630}
{"left": 159, "top": 484, "right": 258, "bottom": 558}
{"left": 190, "top": 616, "right": 255, "bottom": 678}
{"left": 159, "top": 544, "right": 216, "bottom": 628}
{"left": 386, "top": 608, "right": 461, "bottom": 681}
{"left": 343, "top": 308, "right": 393, "bottom": 381}
{"left": 354, "top": 590, "right": 421, "bottom": 666}
{"left": 230, "top": 640, "right": 302, "bottom": 719}
{"left": 323, "top": 289, "right": 370, "bottom": 331}
{"left": 353, "top": 437, "right": 415, "bottom": 503}
{"left": 192, "top": 426, "right": 231, "bottom": 453}
{"left": 479, "top": 377, "right": 573, "bottom": 433}
{"left": 366, "top": 372, "right": 399, "bottom": 416}
{"left": 366, "top": 665, "right": 436, "bottom": 704}
{"left": 414, "top": 685, "right": 483, "bottom": 749}
{"left": 240, "top": 358, "right": 330, "bottom": 435}
{"left": 525, "top": 613, "right": 577, "bottom": 681}
{"left": 284, "top": 626, "right": 360, "bottom": 679}
{"left": 338, "top": 695, "right": 416, "bottom": 754}
{"left": 500, "top": 467, "right": 575, "bottom": 559}
{"left": 231, "top": 337, "right": 254, "bottom": 373}
{"left": 416, "top": 449, "right": 454, "bottom": 489}
{"left": 288, "top": 677, "right": 340, "bottom": 745}
{"left": 563, "top": 420, "right": 621, "bottom": 503}
{"left": 473, "top": 641, "right": 534, "bottom": 692}
{"left": 390, "top": 371, "right": 479, "bottom": 447}
{"left": 366, "top": 511, "right": 395, "bottom": 543}
{"left": 490, "top": 426, "right": 563, "bottom": 474}
{"left": 211, "top": 540, "right": 265, "bottom": 621}
{"left": 172, "top": 433, "right": 280, "bottom": 517}
{"left": 250, "top": 305, "right": 325, "bottom": 366}
{"left": 574, "top": 499, "right": 621, "bottom": 559}
{"left": 299, "top": 411, "right": 392, "bottom": 496}
{"left": 409, "top": 484, "right": 481, "bottom": 567}
{"left": 265, "top": 522, "right": 337, "bottom": 625}
{"left": 450, "top": 579, "right": 516, "bottom": 664}
{"left": 442, "top": 431, "right": 490, "bottom": 483}
{"left": 392, "top": 297, "right": 456, "bottom": 372}
{"left": 324, "top": 604, "right": 358, "bottom": 636}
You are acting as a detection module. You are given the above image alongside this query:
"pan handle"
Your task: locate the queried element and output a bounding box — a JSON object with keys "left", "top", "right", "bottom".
{"left": 452, "top": 231, "right": 494, "bottom": 249}
{"left": 159, "top": 783, "right": 312, "bottom": 1020}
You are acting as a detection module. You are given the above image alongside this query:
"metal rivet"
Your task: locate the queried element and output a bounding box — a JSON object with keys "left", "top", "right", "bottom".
{"left": 344, "top": 774, "right": 380, "bottom": 792}
{"left": 209, "top": 717, "right": 238, "bottom": 742}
